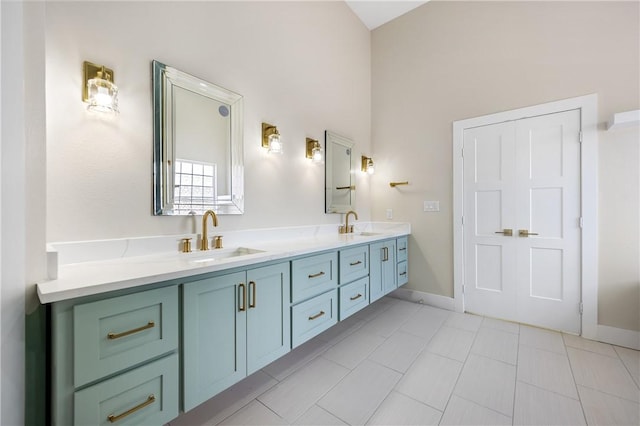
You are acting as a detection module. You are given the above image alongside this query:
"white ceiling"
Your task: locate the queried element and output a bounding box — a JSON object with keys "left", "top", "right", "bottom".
{"left": 345, "top": 1, "right": 429, "bottom": 30}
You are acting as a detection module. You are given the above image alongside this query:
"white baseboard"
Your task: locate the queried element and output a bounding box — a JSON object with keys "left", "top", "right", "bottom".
{"left": 389, "top": 288, "right": 455, "bottom": 311}
{"left": 596, "top": 325, "right": 640, "bottom": 350}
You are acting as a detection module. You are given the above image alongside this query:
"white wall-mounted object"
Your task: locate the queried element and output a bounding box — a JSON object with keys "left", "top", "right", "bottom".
{"left": 607, "top": 109, "right": 640, "bottom": 130}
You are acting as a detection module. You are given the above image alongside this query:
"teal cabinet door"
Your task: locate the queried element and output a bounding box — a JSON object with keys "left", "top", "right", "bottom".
{"left": 370, "top": 241, "right": 384, "bottom": 303}
{"left": 382, "top": 240, "right": 397, "bottom": 294}
{"left": 370, "top": 239, "right": 397, "bottom": 302}
{"left": 246, "top": 263, "right": 291, "bottom": 374}
{"left": 182, "top": 272, "right": 247, "bottom": 411}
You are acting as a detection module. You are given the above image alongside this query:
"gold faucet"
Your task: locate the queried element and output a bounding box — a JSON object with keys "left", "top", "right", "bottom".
{"left": 340, "top": 210, "right": 358, "bottom": 234}
{"left": 200, "top": 210, "right": 219, "bottom": 250}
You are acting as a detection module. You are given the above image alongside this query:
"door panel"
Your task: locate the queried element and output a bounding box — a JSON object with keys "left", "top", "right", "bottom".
{"left": 515, "top": 109, "right": 581, "bottom": 333}
{"left": 463, "top": 109, "right": 581, "bottom": 333}
{"left": 463, "top": 122, "right": 517, "bottom": 320}
{"left": 246, "top": 263, "right": 290, "bottom": 375}
{"left": 182, "top": 272, "right": 247, "bottom": 411}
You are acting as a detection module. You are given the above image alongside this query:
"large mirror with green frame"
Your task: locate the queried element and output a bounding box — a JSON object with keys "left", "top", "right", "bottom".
{"left": 153, "top": 60, "right": 244, "bottom": 215}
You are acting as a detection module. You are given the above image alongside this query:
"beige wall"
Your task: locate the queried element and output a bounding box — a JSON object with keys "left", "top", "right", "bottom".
{"left": 371, "top": 1, "right": 639, "bottom": 331}
{"left": 45, "top": 1, "right": 371, "bottom": 242}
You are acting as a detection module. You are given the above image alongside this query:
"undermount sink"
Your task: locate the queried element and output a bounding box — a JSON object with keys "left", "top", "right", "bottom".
{"left": 186, "top": 247, "right": 265, "bottom": 264}
{"left": 356, "top": 232, "right": 382, "bottom": 237}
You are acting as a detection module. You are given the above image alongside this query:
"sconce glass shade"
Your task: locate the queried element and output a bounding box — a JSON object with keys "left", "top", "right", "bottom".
{"left": 83, "top": 62, "right": 119, "bottom": 114}
{"left": 87, "top": 72, "right": 119, "bottom": 114}
{"left": 306, "top": 138, "right": 323, "bottom": 163}
{"left": 361, "top": 155, "right": 374, "bottom": 174}
{"left": 262, "top": 122, "right": 283, "bottom": 154}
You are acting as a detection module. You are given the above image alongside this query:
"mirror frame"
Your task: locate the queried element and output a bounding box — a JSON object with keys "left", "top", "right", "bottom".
{"left": 325, "top": 130, "right": 355, "bottom": 213}
{"left": 152, "top": 60, "right": 244, "bottom": 215}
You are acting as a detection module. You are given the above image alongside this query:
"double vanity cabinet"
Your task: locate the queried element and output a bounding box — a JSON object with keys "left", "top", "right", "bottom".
{"left": 46, "top": 235, "right": 409, "bottom": 425}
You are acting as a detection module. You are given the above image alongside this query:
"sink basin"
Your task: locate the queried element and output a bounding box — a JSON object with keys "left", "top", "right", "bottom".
{"left": 186, "top": 247, "right": 265, "bottom": 264}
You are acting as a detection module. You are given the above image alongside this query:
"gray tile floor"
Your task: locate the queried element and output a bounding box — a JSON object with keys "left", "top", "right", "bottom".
{"left": 169, "top": 297, "right": 640, "bottom": 426}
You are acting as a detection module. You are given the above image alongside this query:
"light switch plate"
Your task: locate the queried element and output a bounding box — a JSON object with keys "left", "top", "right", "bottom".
{"left": 386, "top": 209, "right": 393, "bottom": 219}
{"left": 423, "top": 201, "right": 440, "bottom": 212}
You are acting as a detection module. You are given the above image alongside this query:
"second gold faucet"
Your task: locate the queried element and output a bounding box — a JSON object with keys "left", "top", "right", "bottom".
{"left": 339, "top": 210, "right": 358, "bottom": 234}
{"left": 200, "top": 210, "right": 219, "bottom": 251}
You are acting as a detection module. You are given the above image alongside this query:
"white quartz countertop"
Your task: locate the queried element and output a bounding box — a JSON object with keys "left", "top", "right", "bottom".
{"left": 37, "top": 222, "right": 410, "bottom": 304}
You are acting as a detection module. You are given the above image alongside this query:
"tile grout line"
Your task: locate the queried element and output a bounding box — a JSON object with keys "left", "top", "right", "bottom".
{"left": 563, "top": 338, "right": 589, "bottom": 426}
{"left": 436, "top": 313, "right": 482, "bottom": 425}
{"left": 510, "top": 324, "right": 520, "bottom": 426}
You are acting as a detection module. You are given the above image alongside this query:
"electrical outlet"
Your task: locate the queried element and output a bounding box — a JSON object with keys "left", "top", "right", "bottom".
{"left": 423, "top": 201, "right": 440, "bottom": 212}
{"left": 386, "top": 209, "right": 393, "bottom": 219}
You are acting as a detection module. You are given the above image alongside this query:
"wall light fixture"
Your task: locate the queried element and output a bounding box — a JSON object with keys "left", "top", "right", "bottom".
{"left": 306, "top": 138, "right": 323, "bottom": 163}
{"left": 83, "top": 61, "right": 119, "bottom": 114}
{"left": 262, "top": 122, "right": 283, "bottom": 154}
{"left": 361, "top": 155, "right": 375, "bottom": 174}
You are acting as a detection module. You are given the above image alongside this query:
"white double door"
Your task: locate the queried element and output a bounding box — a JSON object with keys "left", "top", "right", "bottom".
{"left": 463, "top": 109, "right": 582, "bottom": 334}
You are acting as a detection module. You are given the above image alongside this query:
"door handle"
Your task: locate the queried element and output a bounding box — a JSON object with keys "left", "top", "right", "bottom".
{"left": 238, "top": 283, "right": 246, "bottom": 312}
{"left": 518, "top": 229, "right": 539, "bottom": 237}
{"left": 494, "top": 229, "right": 513, "bottom": 236}
{"left": 248, "top": 281, "right": 256, "bottom": 308}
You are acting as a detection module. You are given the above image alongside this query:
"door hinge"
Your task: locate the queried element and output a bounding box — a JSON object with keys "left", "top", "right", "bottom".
{"left": 579, "top": 131, "right": 583, "bottom": 143}
{"left": 579, "top": 302, "right": 584, "bottom": 315}
{"left": 461, "top": 216, "right": 465, "bottom": 225}
{"left": 461, "top": 147, "right": 464, "bottom": 158}
{"left": 579, "top": 217, "right": 583, "bottom": 228}
{"left": 462, "top": 284, "right": 466, "bottom": 294}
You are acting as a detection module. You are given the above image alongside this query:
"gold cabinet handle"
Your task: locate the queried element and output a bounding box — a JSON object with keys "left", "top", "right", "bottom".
{"left": 495, "top": 229, "right": 513, "bottom": 236}
{"left": 249, "top": 281, "right": 256, "bottom": 308}
{"left": 399, "top": 272, "right": 407, "bottom": 276}
{"left": 399, "top": 247, "right": 407, "bottom": 251}
{"left": 350, "top": 293, "right": 363, "bottom": 301}
{"left": 308, "top": 271, "right": 325, "bottom": 279}
{"left": 349, "top": 260, "right": 363, "bottom": 266}
{"left": 238, "top": 283, "right": 246, "bottom": 312}
{"left": 308, "top": 311, "right": 325, "bottom": 321}
{"left": 382, "top": 246, "right": 389, "bottom": 262}
{"left": 108, "top": 394, "right": 155, "bottom": 423}
{"left": 107, "top": 321, "right": 155, "bottom": 340}
{"left": 518, "top": 229, "right": 539, "bottom": 237}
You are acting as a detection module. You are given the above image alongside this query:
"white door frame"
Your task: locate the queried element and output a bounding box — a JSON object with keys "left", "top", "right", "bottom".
{"left": 453, "top": 94, "right": 598, "bottom": 339}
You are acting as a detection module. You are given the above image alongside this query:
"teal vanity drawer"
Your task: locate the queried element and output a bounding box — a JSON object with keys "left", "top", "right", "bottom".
{"left": 291, "top": 289, "right": 337, "bottom": 348}
{"left": 339, "top": 276, "right": 369, "bottom": 320}
{"left": 397, "top": 237, "right": 408, "bottom": 262}
{"left": 339, "top": 245, "right": 368, "bottom": 284}
{"left": 291, "top": 252, "right": 337, "bottom": 303}
{"left": 397, "top": 261, "right": 408, "bottom": 286}
{"left": 74, "top": 353, "right": 178, "bottom": 426}
{"left": 73, "top": 285, "right": 178, "bottom": 387}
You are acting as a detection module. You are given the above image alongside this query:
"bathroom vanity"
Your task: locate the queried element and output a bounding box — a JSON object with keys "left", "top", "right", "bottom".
{"left": 38, "top": 223, "right": 409, "bottom": 425}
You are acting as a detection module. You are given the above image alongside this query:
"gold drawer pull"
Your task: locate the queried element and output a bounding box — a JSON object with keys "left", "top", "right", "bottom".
{"left": 308, "top": 271, "right": 325, "bottom": 279}
{"left": 399, "top": 272, "right": 407, "bottom": 276}
{"left": 108, "top": 394, "right": 155, "bottom": 423}
{"left": 349, "top": 260, "right": 363, "bottom": 266}
{"left": 350, "top": 293, "right": 363, "bottom": 301}
{"left": 399, "top": 247, "right": 407, "bottom": 251}
{"left": 249, "top": 281, "right": 256, "bottom": 309}
{"left": 107, "top": 321, "right": 155, "bottom": 340}
{"left": 308, "top": 311, "right": 325, "bottom": 321}
{"left": 238, "top": 283, "right": 246, "bottom": 312}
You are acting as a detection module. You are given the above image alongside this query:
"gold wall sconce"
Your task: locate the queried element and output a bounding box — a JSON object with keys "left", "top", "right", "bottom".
{"left": 361, "top": 156, "right": 375, "bottom": 174}
{"left": 306, "top": 138, "right": 323, "bottom": 163}
{"left": 262, "top": 122, "right": 283, "bottom": 154}
{"left": 82, "top": 61, "right": 119, "bottom": 114}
